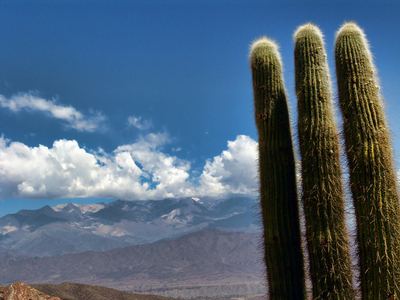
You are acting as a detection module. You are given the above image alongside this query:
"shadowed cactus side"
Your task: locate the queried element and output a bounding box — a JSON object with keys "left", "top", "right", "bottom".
{"left": 250, "top": 37, "right": 306, "bottom": 300}
{"left": 294, "top": 23, "right": 354, "bottom": 299}
{"left": 335, "top": 22, "right": 400, "bottom": 299}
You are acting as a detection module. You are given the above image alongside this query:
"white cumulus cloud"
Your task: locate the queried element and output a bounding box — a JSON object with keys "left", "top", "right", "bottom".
{"left": 0, "top": 134, "right": 259, "bottom": 200}
{"left": 127, "top": 116, "right": 152, "bottom": 130}
{"left": 0, "top": 92, "right": 106, "bottom": 132}
{"left": 197, "top": 135, "right": 258, "bottom": 197}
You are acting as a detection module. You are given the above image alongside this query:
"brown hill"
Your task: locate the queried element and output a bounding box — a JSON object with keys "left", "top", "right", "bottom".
{"left": 32, "top": 282, "right": 176, "bottom": 300}
{"left": 0, "top": 282, "right": 60, "bottom": 300}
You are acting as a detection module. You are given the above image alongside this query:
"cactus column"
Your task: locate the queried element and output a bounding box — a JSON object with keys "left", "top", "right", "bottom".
{"left": 335, "top": 22, "right": 400, "bottom": 299}
{"left": 294, "top": 23, "right": 354, "bottom": 299}
{"left": 250, "top": 37, "right": 306, "bottom": 300}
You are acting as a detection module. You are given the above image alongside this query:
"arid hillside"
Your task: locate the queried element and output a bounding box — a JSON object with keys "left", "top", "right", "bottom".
{"left": 32, "top": 282, "right": 176, "bottom": 300}
{"left": 0, "top": 282, "right": 60, "bottom": 300}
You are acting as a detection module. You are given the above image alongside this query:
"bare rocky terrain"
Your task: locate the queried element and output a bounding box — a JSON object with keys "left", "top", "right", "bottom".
{"left": 0, "top": 282, "right": 61, "bottom": 300}
{"left": 0, "top": 281, "right": 180, "bottom": 300}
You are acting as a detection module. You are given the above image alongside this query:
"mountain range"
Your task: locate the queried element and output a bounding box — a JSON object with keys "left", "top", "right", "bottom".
{"left": 0, "top": 229, "right": 265, "bottom": 298}
{"left": 0, "top": 197, "right": 265, "bottom": 298}
{"left": 0, "top": 197, "right": 259, "bottom": 257}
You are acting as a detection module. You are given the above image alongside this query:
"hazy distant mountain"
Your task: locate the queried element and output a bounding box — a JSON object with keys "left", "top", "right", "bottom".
{"left": 0, "top": 197, "right": 258, "bottom": 257}
{"left": 0, "top": 229, "right": 265, "bottom": 298}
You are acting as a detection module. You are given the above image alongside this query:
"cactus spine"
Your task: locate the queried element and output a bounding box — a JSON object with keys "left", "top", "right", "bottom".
{"left": 335, "top": 22, "right": 400, "bottom": 299}
{"left": 250, "top": 37, "right": 306, "bottom": 300}
{"left": 294, "top": 23, "right": 354, "bottom": 299}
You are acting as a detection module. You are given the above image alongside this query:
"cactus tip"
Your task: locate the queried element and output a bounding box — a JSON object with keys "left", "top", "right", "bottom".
{"left": 249, "top": 36, "right": 279, "bottom": 53}
{"left": 249, "top": 37, "right": 283, "bottom": 66}
{"left": 293, "top": 23, "right": 324, "bottom": 44}
{"left": 335, "top": 22, "right": 371, "bottom": 56}
{"left": 335, "top": 21, "right": 363, "bottom": 37}
{"left": 335, "top": 21, "right": 378, "bottom": 86}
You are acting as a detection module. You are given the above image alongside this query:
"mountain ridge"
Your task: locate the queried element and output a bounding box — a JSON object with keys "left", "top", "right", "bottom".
{"left": 0, "top": 197, "right": 258, "bottom": 257}
{"left": 0, "top": 281, "right": 61, "bottom": 300}
{"left": 0, "top": 228, "right": 265, "bottom": 298}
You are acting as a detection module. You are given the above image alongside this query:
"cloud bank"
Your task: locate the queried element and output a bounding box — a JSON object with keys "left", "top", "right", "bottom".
{"left": 0, "top": 134, "right": 258, "bottom": 200}
{"left": 0, "top": 92, "right": 106, "bottom": 132}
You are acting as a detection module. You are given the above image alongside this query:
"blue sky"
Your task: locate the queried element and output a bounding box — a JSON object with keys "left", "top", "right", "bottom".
{"left": 0, "top": 0, "right": 399, "bottom": 216}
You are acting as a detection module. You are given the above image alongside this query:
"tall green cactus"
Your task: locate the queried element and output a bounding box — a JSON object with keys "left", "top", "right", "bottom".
{"left": 250, "top": 37, "right": 306, "bottom": 300}
{"left": 335, "top": 22, "right": 400, "bottom": 299}
{"left": 250, "top": 22, "right": 400, "bottom": 300}
{"left": 294, "top": 23, "right": 354, "bottom": 299}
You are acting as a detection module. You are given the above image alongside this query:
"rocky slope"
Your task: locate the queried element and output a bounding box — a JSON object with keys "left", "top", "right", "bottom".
{"left": 0, "top": 282, "right": 60, "bottom": 300}
{"left": 32, "top": 282, "right": 177, "bottom": 300}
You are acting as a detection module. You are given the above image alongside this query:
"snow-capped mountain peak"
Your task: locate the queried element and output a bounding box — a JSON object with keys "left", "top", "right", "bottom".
{"left": 52, "top": 203, "right": 70, "bottom": 212}
{"left": 0, "top": 197, "right": 257, "bottom": 257}
{"left": 52, "top": 202, "right": 105, "bottom": 214}
{"left": 79, "top": 203, "right": 106, "bottom": 214}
